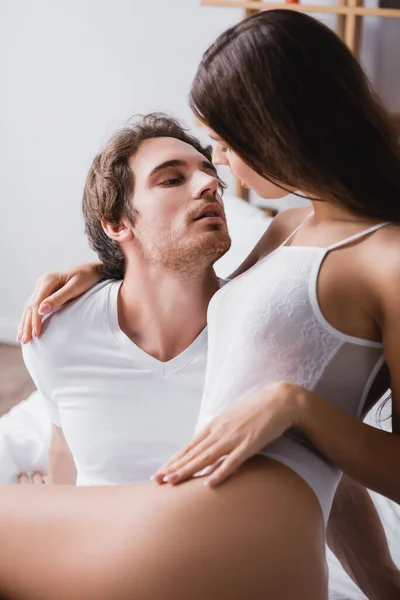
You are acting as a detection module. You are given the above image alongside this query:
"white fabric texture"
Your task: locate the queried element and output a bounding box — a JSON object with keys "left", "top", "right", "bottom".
{"left": 23, "top": 279, "right": 208, "bottom": 485}
{"left": 9, "top": 194, "right": 268, "bottom": 485}
{"left": 0, "top": 390, "right": 50, "bottom": 483}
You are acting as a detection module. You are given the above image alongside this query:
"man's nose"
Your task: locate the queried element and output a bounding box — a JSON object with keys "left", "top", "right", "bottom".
{"left": 193, "top": 171, "right": 219, "bottom": 199}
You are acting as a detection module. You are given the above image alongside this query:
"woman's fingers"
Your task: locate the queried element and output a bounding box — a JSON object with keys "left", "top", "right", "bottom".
{"left": 31, "top": 303, "right": 44, "bottom": 339}
{"left": 160, "top": 436, "right": 217, "bottom": 478}
{"left": 37, "top": 276, "right": 82, "bottom": 315}
{"left": 18, "top": 274, "right": 57, "bottom": 342}
{"left": 205, "top": 443, "right": 250, "bottom": 487}
{"left": 30, "top": 283, "right": 52, "bottom": 338}
{"left": 161, "top": 442, "right": 228, "bottom": 485}
{"left": 155, "top": 428, "right": 210, "bottom": 481}
{"left": 21, "top": 277, "right": 77, "bottom": 343}
{"left": 18, "top": 291, "right": 36, "bottom": 341}
{"left": 17, "top": 306, "right": 28, "bottom": 341}
{"left": 20, "top": 306, "right": 33, "bottom": 344}
{"left": 18, "top": 264, "right": 102, "bottom": 343}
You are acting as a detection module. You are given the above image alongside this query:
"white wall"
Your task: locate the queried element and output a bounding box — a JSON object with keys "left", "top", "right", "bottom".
{"left": 0, "top": 0, "right": 241, "bottom": 341}
{"left": 0, "top": 0, "right": 398, "bottom": 342}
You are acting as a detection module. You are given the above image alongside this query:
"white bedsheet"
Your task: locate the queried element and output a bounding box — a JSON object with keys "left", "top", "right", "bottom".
{"left": 0, "top": 391, "right": 50, "bottom": 483}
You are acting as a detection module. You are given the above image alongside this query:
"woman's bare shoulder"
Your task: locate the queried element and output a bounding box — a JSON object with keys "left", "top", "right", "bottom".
{"left": 228, "top": 206, "right": 311, "bottom": 279}
{"left": 256, "top": 206, "right": 312, "bottom": 259}
{"left": 366, "top": 222, "right": 400, "bottom": 273}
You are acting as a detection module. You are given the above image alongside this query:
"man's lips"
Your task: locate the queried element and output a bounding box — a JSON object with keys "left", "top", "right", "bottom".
{"left": 193, "top": 203, "right": 225, "bottom": 222}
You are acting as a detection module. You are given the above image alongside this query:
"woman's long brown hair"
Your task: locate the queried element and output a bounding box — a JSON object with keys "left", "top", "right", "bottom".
{"left": 190, "top": 10, "right": 400, "bottom": 222}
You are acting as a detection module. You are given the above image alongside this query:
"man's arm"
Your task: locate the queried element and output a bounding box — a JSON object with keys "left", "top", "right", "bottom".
{"left": 327, "top": 474, "right": 400, "bottom": 600}
{"left": 49, "top": 425, "right": 77, "bottom": 485}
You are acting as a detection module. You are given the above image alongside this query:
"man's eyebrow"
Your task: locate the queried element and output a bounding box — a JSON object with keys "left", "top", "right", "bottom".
{"left": 147, "top": 158, "right": 217, "bottom": 180}
{"left": 202, "top": 160, "right": 218, "bottom": 177}
{"left": 148, "top": 160, "right": 186, "bottom": 179}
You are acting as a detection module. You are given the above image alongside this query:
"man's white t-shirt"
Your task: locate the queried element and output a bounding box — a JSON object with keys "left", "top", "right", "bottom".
{"left": 23, "top": 280, "right": 208, "bottom": 485}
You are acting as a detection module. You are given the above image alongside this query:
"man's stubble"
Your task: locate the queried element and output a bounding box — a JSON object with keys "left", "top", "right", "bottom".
{"left": 135, "top": 222, "right": 231, "bottom": 280}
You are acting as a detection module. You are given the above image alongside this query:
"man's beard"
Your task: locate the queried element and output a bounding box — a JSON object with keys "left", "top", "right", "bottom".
{"left": 135, "top": 225, "right": 231, "bottom": 278}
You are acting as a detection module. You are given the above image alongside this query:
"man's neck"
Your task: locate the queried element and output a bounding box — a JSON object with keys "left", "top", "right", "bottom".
{"left": 118, "top": 262, "right": 220, "bottom": 362}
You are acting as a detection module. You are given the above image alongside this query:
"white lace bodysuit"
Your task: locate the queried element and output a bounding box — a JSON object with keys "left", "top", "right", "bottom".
{"left": 195, "top": 218, "right": 389, "bottom": 525}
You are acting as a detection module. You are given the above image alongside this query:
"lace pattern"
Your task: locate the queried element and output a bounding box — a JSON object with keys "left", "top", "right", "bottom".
{"left": 197, "top": 249, "right": 342, "bottom": 430}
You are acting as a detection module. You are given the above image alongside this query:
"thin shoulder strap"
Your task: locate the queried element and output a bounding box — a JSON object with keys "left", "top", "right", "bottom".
{"left": 280, "top": 211, "right": 314, "bottom": 247}
{"left": 326, "top": 221, "right": 391, "bottom": 251}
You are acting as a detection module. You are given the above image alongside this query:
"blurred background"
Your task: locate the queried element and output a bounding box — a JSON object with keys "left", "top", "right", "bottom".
{"left": 1, "top": 0, "right": 399, "bottom": 339}
{"left": 1, "top": 5, "right": 399, "bottom": 597}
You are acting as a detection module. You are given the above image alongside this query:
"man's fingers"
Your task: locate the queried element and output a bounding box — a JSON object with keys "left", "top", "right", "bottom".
{"left": 18, "top": 473, "right": 47, "bottom": 484}
{"left": 32, "top": 472, "right": 47, "bottom": 484}
{"left": 205, "top": 444, "right": 249, "bottom": 488}
{"left": 18, "top": 474, "right": 31, "bottom": 484}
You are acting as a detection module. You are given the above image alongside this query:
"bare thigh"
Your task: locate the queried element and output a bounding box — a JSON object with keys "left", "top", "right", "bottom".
{"left": 0, "top": 457, "right": 327, "bottom": 600}
{"left": 123, "top": 457, "right": 327, "bottom": 600}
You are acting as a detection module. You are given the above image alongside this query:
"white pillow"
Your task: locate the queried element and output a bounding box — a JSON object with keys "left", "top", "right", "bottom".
{"left": 214, "top": 195, "right": 272, "bottom": 279}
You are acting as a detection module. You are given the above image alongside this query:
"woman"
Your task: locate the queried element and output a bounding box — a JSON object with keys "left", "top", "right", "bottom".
{"left": 9, "top": 10, "right": 400, "bottom": 600}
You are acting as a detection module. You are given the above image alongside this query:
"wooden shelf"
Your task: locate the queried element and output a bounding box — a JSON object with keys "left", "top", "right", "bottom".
{"left": 202, "top": 0, "right": 400, "bottom": 18}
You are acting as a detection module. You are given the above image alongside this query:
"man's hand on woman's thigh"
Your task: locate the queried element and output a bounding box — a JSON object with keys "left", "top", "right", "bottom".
{"left": 18, "top": 472, "right": 47, "bottom": 484}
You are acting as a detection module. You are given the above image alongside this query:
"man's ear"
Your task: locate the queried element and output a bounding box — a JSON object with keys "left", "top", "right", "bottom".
{"left": 102, "top": 218, "right": 133, "bottom": 243}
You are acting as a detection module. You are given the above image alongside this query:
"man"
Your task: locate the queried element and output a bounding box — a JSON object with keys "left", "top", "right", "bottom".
{"left": 15, "top": 113, "right": 400, "bottom": 598}
{"left": 23, "top": 113, "right": 230, "bottom": 486}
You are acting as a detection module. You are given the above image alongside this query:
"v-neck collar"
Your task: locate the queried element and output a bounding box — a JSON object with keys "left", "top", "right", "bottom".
{"left": 107, "top": 280, "right": 208, "bottom": 377}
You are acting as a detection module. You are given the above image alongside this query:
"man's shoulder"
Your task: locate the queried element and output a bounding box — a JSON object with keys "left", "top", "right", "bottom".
{"left": 45, "top": 278, "right": 117, "bottom": 329}
{"left": 23, "top": 279, "right": 119, "bottom": 365}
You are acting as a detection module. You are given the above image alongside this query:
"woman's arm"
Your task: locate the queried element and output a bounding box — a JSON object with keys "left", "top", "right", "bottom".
{"left": 297, "top": 262, "right": 400, "bottom": 502}
{"left": 295, "top": 390, "right": 400, "bottom": 503}
{"left": 18, "top": 262, "right": 103, "bottom": 343}
{"left": 157, "top": 380, "right": 400, "bottom": 502}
